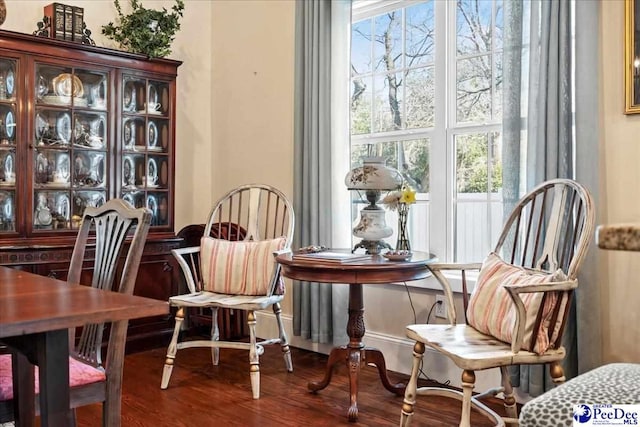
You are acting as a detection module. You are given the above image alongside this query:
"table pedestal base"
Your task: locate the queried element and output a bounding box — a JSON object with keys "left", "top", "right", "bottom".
{"left": 309, "top": 345, "right": 405, "bottom": 421}
{"left": 307, "top": 283, "right": 405, "bottom": 422}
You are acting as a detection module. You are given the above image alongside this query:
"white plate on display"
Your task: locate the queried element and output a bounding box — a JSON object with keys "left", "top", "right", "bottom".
{"left": 5, "top": 68, "right": 14, "bottom": 98}
{"left": 56, "top": 113, "right": 71, "bottom": 144}
{"left": 148, "top": 121, "right": 158, "bottom": 148}
{"left": 123, "top": 193, "right": 135, "bottom": 207}
{"left": 56, "top": 194, "right": 70, "bottom": 219}
{"left": 5, "top": 111, "right": 14, "bottom": 139}
{"left": 146, "top": 195, "right": 158, "bottom": 218}
{"left": 147, "top": 158, "right": 158, "bottom": 183}
{"left": 35, "top": 113, "right": 48, "bottom": 140}
{"left": 123, "top": 155, "right": 135, "bottom": 186}
{"left": 37, "top": 75, "right": 48, "bottom": 99}
{"left": 3, "top": 197, "right": 12, "bottom": 219}
{"left": 123, "top": 80, "right": 136, "bottom": 112}
{"left": 4, "top": 152, "right": 13, "bottom": 175}
{"left": 123, "top": 120, "right": 135, "bottom": 148}
{"left": 90, "top": 115, "right": 106, "bottom": 140}
{"left": 148, "top": 84, "right": 158, "bottom": 105}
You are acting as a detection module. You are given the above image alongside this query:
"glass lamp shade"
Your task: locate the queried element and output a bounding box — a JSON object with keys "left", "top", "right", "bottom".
{"left": 344, "top": 156, "right": 403, "bottom": 191}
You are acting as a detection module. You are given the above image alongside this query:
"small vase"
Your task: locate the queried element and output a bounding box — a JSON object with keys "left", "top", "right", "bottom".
{"left": 396, "top": 204, "right": 411, "bottom": 251}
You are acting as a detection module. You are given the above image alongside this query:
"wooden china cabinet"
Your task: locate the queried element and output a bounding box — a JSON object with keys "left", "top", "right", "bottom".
{"left": 0, "top": 29, "right": 182, "bottom": 352}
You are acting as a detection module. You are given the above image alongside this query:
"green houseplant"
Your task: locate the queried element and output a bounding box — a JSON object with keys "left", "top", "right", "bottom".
{"left": 102, "top": 0, "right": 184, "bottom": 58}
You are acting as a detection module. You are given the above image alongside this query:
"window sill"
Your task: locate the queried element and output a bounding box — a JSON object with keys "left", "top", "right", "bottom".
{"left": 387, "top": 269, "right": 478, "bottom": 294}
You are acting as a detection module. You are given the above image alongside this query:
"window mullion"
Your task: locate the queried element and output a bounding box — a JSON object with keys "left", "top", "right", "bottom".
{"left": 428, "top": 0, "right": 449, "bottom": 261}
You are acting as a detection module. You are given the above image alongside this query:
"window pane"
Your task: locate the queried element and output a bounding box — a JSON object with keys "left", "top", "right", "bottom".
{"left": 455, "top": 132, "right": 502, "bottom": 193}
{"left": 352, "top": 19, "right": 373, "bottom": 76}
{"left": 455, "top": 133, "right": 489, "bottom": 193}
{"left": 405, "top": 66, "right": 435, "bottom": 129}
{"left": 454, "top": 132, "right": 503, "bottom": 262}
{"left": 406, "top": 1, "right": 435, "bottom": 67}
{"left": 374, "top": 73, "right": 403, "bottom": 132}
{"left": 374, "top": 11, "right": 402, "bottom": 73}
{"left": 457, "top": 0, "right": 493, "bottom": 55}
{"left": 351, "top": 75, "right": 372, "bottom": 135}
{"left": 457, "top": 55, "right": 492, "bottom": 123}
{"left": 398, "top": 138, "right": 430, "bottom": 193}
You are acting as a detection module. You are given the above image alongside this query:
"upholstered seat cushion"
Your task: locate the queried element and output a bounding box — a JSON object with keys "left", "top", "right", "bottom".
{"left": 169, "top": 291, "right": 284, "bottom": 310}
{"left": 200, "top": 236, "right": 287, "bottom": 296}
{"left": 0, "top": 354, "right": 105, "bottom": 400}
{"left": 466, "top": 253, "right": 568, "bottom": 355}
{"left": 519, "top": 363, "right": 640, "bottom": 427}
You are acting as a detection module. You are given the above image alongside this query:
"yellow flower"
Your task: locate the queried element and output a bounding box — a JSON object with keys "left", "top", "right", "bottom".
{"left": 382, "top": 184, "right": 416, "bottom": 211}
{"left": 399, "top": 186, "right": 416, "bottom": 205}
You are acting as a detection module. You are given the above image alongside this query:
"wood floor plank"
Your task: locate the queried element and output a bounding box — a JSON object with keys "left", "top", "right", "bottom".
{"left": 76, "top": 346, "right": 509, "bottom": 426}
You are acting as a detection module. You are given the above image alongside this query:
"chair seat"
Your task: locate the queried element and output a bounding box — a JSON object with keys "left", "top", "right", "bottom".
{"left": 406, "top": 324, "right": 566, "bottom": 371}
{"left": 519, "top": 363, "right": 640, "bottom": 427}
{"left": 0, "top": 354, "right": 105, "bottom": 400}
{"left": 169, "top": 291, "right": 284, "bottom": 310}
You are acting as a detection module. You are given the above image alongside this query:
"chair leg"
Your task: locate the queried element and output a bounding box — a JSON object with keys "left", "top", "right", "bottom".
{"left": 210, "top": 307, "right": 220, "bottom": 366}
{"left": 70, "top": 408, "right": 77, "bottom": 427}
{"left": 161, "top": 307, "right": 185, "bottom": 389}
{"left": 550, "top": 361, "right": 566, "bottom": 385}
{"left": 400, "top": 341, "right": 425, "bottom": 427}
{"left": 247, "top": 310, "right": 260, "bottom": 399}
{"left": 460, "top": 370, "right": 476, "bottom": 427}
{"left": 273, "top": 302, "right": 293, "bottom": 372}
{"left": 500, "top": 366, "right": 518, "bottom": 420}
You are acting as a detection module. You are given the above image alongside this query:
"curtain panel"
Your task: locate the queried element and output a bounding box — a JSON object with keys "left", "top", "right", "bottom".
{"left": 293, "top": 0, "right": 351, "bottom": 345}
{"left": 502, "top": 0, "right": 600, "bottom": 397}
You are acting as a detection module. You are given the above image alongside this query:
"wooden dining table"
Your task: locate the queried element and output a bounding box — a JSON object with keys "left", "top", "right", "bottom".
{"left": 0, "top": 266, "right": 169, "bottom": 427}
{"left": 276, "top": 250, "right": 435, "bottom": 422}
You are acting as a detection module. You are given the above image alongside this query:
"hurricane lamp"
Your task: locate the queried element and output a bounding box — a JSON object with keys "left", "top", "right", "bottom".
{"left": 344, "top": 156, "right": 402, "bottom": 254}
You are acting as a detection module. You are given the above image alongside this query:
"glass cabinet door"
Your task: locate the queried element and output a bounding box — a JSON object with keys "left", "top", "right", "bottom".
{"left": 33, "top": 63, "right": 108, "bottom": 230}
{"left": 121, "top": 75, "right": 170, "bottom": 227}
{"left": 0, "top": 57, "right": 18, "bottom": 232}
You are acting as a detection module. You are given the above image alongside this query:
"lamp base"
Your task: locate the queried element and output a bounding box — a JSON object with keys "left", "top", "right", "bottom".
{"left": 352, "top": 239, "right": 392, "bottom": 255}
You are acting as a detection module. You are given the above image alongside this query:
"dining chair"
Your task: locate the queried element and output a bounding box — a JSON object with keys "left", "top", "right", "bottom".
{"left": 160, "top": 184, "right": 295, "bottom": 399}
{"left": 0, "top": 198, "right": 152, "bottom": 426}
{"left": 399, "top": 179, "right": 595, "bottom": 427}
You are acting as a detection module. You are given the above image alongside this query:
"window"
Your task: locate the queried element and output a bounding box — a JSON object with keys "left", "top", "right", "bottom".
{"left": 350, "top": 0, "right": 504, "bottom": 262}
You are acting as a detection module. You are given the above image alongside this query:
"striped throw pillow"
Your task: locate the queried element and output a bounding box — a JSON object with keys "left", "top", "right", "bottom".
{"left": 200, "top": 236, "right": 287, "bottom": 296}
{"left": 466, "top": 252, "right": 568, "bottom": 355}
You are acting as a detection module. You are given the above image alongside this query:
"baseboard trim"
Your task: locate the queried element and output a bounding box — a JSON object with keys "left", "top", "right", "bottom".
{"left": 255, "top": 311, "right": 501, "bottom": 393}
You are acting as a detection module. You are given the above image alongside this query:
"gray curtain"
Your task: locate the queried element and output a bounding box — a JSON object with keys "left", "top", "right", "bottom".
{"left": 503, "top": 0, "right": 599, "bottom": 396}
{"left": 292, "top": 0, "right": 349, "bottom": 345}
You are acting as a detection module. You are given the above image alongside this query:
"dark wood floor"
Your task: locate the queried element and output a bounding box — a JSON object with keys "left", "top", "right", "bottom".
{"left": 77, "top": 345, "right": 509, "bottom": 426}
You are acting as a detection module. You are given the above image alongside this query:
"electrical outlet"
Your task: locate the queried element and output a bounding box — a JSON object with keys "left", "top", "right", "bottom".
{"left": 435, "top": 294, "right": 447, "bottom": 319}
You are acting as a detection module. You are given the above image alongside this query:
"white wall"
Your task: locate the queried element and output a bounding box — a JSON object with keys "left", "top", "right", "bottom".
{"left": 600, "top": 2, "right": 640, "bottom": 363}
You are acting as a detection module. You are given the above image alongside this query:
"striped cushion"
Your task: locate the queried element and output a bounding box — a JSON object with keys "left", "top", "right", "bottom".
{"left": 200, "top": 236, "right": 287, "bottom": 296}
{"left": 466, "top": 253, "right": 567, "bottom": 355}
